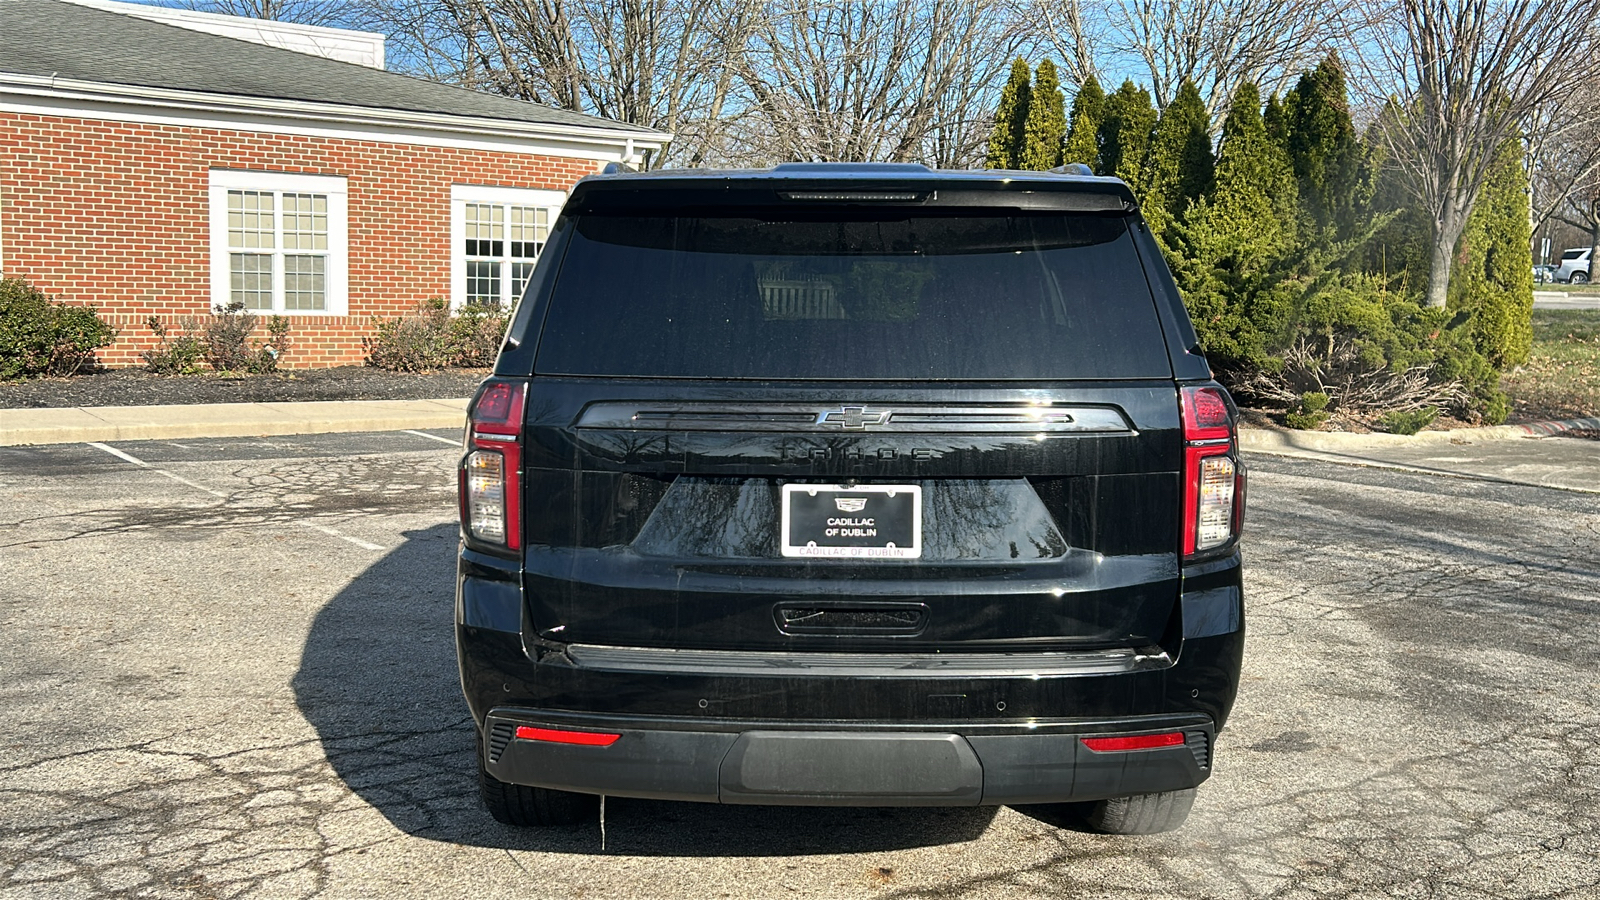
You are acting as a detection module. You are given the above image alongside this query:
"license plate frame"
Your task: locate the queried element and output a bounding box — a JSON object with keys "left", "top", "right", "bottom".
{"left": 780, "top": 483, "right": 922, "bottom": 560}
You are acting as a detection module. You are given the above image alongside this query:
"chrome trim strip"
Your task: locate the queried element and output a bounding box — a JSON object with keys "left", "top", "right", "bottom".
{"left": 564, "top": 643, "right": 1173, "bottom": 677}
{"left": 576, "top": 402, "right": 1133, "bottom": 434}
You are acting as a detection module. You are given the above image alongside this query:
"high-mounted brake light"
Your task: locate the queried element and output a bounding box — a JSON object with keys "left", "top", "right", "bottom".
{"left": 459, "top": 380, "right": 526, "bottom": 550}
{"left": 1181, "top": 385, "right": 1244, "bottom": 556}
{"left": 1081, "top": 732, "right": 1186, "bottom": 753}
{"left": 778, "top": 190, "right": 927, "bottom": 202}
{"left": 514, "top": 726, "right": 621, "bottom": 747}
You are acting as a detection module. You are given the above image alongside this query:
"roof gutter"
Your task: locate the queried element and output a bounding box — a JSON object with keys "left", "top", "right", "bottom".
{"left": 0, "top": 72, "right": 672, "bottom": 153}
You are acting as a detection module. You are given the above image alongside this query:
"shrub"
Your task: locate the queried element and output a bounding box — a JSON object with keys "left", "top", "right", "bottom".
{"left": 1228, "top": 274, "right": 1504, "bottom": 421}
{"left": 1379, "top": 406, "right": 1438, "bottom": 435}
{"left": 0, "top": 276, "right": 116, "bottom": 379}
{"left": 1299, "top": 390, "right": 1331, "bottom": 414}
{"left": 261, "top": 316, "right": 292, "bottom": 373}
{"left": 202, "top": 303, "right": 255, "bottom": 371}
{"left": 143, "top": 304, "right": 288, "bottom": 374}
{"left": 366, "top": 299, "right": 508, "bottom": 371}
{"left": 365, "top": 299, "right": 454, "bottom": 372}
{"left": 449, "top": 303, "right": 509, "bottom": 368}
{"left": 1284, "top": 391, "right": 1330, "bottom": 430}
{"left": 141, "top": 317, "right": 204, "bottom": 375}
{"left": 201, "top": 302, "right": 290, "bottom": 373}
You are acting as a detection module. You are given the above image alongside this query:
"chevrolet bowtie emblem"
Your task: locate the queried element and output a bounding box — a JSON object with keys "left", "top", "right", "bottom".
{"left": 819, "top": 406, "right": 891, "bottom": 429}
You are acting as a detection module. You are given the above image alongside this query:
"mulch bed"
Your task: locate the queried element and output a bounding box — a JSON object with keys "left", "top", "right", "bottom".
{"left": 0, "top": 366, "right": 490, "bottom": 409}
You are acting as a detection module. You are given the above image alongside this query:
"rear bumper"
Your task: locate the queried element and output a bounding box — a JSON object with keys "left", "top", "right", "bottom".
{"left": 482, "top": 710, "right": 1213, "bottom": 806}
{"left": 458, "top": 548, "right": 1244, "bottom": 806}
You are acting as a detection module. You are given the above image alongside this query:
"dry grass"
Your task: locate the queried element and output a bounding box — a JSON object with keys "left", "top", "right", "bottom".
{"left": 1532, "top": 282, "right": 1599, "bottom": 295}
{"left": 1501, "top": 309, "right": 1600, "bottom": 422}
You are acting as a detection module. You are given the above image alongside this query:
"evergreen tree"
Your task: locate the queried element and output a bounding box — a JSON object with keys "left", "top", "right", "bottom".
{"left": 1448, "top": 138, "right": 1534, "bottom": 368}
{"left": 1211, "top": 82, "right": 1298, "bottom": 257}
{"left": 1282, "top": 57, "right": 1362, "bottom": 236}
{"left": 1263, "top": 94, "right": 1289, "bottom": 150}
{"left": 1166, "top": 82, "right": 1297, "bottom": 368}
{"left": 1141, "top": 78, "right": 1214, "bottom": 237}
{"left": 986, "top": 59, "right": 1031, "bottom": 170}
{"left": 1022, "top": 59, "right": 1067, "bottom": 170}
{"left": 1096, "top": 80, "right": 1157, "bottom": 194}
{"left": 1062, "top": 75, "right": 1104, "bottom": 169}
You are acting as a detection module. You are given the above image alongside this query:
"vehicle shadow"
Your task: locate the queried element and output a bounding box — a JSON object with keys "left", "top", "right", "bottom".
{"left": 292, "top": 522, "right": 998, "bottom": 855}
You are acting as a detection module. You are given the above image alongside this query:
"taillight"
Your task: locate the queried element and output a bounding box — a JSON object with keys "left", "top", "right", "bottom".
{"left": 460, "top": 380, "right": 525, "bottom": 550}
{"left": 1181, "top": 385, "right": 1244, "bottom": 557}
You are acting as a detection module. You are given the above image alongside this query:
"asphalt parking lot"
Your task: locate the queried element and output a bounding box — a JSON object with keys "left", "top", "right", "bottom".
{"left": 1, "top": 431, "right": 1597, "bottom": 899}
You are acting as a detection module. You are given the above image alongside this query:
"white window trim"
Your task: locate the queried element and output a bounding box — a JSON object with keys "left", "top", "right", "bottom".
{"left": 450, "top": 184, "right": 567, "bottom": 310}
{"left": 208, "top": 169, "right": 349, "bottom": 316}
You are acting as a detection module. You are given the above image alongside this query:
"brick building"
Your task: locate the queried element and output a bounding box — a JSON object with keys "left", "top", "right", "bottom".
{"left": 0, "top": 0, "right": 669, "bottom": 367}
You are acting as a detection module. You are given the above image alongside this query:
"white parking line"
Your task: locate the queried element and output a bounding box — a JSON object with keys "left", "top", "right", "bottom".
{"left": 87, "top": 442, "right": 228, "bottom": 498}
{"left": 298, "top": 520, "right": 385, "bottom": 552}
{"left": 86, "top": 440, "right": 387, "bottom": 551}
{"left": 403, "top": 429, "right": 461, "bottom": 447}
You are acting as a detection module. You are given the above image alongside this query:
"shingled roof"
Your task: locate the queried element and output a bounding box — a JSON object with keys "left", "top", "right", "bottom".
{"left": 0, "top": 0, "right": 664, "bottom": 137}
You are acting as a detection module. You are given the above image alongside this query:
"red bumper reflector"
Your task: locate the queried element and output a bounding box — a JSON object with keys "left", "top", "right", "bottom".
{"left": 1081, "top": 732, "right": 1185, "bottom": 753}
{"left": 514, "top": 726, "right": 621, "bottom": 747}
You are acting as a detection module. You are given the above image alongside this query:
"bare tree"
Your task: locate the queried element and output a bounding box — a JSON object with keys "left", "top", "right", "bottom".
{"left": 1543, "top": 141, "right": 1600, "bottom": 277}
{"left": 737, "top": 0, "right": 1023, "bottom": 166}
{"left": 1353, "top": 0, "right": 1600, "bottom": 307}
{"left": 1529, "top": 78, "right": 1600, "bottom": 271}
{"left": 407, "top": 0, "right": 759, "bottom": 167}
{"left": 171, "top": 0, "right": 358, "bottom": 27}
{"left": 1028, "top": 0, "right": 1103, "bottom": 88}
{"left": 1106, "top": 0, "right": 1351, "bottom": 120}
{"left": 358, "top": 0, "right": 481, "bottom": 86}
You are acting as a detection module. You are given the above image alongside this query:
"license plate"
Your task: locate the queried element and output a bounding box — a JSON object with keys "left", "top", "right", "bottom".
{"left": 780, "top": 484, "right": 922, "bottom": 559}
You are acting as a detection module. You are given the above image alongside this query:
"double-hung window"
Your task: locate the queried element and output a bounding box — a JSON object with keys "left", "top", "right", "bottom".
{"left": 209, "top": 170, "right": 349, "bottom": 315}
{"left": 451, "top": 186, "right": 566, "bottom": 309}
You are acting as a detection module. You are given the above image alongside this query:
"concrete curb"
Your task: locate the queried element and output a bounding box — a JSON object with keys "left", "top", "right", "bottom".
{"left": 1239, "top": 416, "right": 1600, "bottom": 454}
{"left": 0, "top": 398, "right": 470, "bottom": 446}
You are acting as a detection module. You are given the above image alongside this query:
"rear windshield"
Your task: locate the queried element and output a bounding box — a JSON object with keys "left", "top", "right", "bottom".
{"left": 533, "top": 210, "right": 1171, "bottom": 380}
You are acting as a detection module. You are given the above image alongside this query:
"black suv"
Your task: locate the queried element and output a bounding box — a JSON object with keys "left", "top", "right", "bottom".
{"left": 456, "top": 163, "right": 1245, "bottom": 835}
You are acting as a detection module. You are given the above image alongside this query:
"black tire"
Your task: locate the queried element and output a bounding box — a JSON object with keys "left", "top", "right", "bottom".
{"left": 1573, "top": 271, "right": 1590, "bottom": 285}
{"left": 1081, "top": 788, "right": 1196, "bottom": 835}
{"left": 476, "top": 732, "right": 596, "bottom": 827}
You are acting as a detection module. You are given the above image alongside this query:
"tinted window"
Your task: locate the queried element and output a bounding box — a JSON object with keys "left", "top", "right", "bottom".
{"left": 1561, "top": 249, "right": 1585, "bottom": 260}
{"left": 534, "top": 210, "right": 1171, "bottom": 380}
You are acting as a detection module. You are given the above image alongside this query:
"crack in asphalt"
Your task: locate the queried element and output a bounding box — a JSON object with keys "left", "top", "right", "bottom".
{"left": 0, "top": 454, "right": 454, "bottom": 550}
{"left": 0, "top": 723, "right": 476, "bottom": 899}
{"left": 0, "top": 449, "right": 1596, "bottom": 897}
